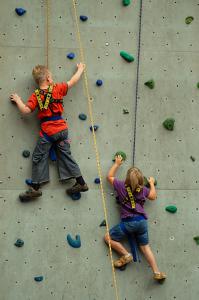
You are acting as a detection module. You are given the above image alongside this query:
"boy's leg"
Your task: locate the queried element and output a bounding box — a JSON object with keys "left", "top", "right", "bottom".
{"left": 19, "top": 136, "right": 51, "bottom": 202}
{"left": 55, "top": 130, "right": 88, "bottom": 194}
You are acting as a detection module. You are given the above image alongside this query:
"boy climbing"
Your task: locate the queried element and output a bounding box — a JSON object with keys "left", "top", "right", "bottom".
{"left": 10, "top": 63, "right": 88, "bottom": 201}
{"left": 104, "top": 155, "right": 166, "bottom": 282}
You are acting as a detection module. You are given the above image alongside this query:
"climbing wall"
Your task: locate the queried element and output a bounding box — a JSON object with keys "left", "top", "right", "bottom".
{"left": 0, "top": 0, "right": 199, "bottom": 299}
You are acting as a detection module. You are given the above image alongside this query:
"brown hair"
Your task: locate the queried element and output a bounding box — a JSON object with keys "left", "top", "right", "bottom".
{"left": 125, "top": 167, "right": 144, "bottom": 193}
{"left": 32, "top": 65, "right": 49, "bottom": 84}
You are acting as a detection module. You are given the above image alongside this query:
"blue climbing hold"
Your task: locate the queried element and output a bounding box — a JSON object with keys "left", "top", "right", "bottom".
{"left": 14, "top": 239, "right": 24, "bottom": 247}
{"left": 49, "top": 146, "right": 57, "bottom": 161}
{"left": 67, "top": 52, "right": 75, "bottom": 60}
{"left": 90, "top": 125, "right": 99, "bottom": 132}
{"left": 94, "top": 178, "right": 100, "bottom": 184}
{"left": 96, "top": 79, "right": 103, "bottom": 86}
{"left": 25, "top": 178, "right": 33, "bottom": 186}
{"left": 71, "top": 192, "right": 81, "bottom": 200}
{"left": 15, "top": 8, "right": 26, "bottom": 16}
{"left": 79, "top": 113, "right": 87, "bottom": 121}
{"left": 34, "top": 276, "right": 44, "bottom": 282}
{"left": 67, "top": 234, "right": 81, "bottom": 248}
{"left": 80, "top": 15, "right": 88, "bottom": 22}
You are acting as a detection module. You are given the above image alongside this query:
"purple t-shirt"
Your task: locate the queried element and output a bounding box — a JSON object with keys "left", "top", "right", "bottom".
{"left": 113, "top": 178, "right": 150, "bottom": 220}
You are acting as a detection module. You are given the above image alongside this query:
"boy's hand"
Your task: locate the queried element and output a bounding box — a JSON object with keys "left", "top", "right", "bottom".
{"left": 148, "top": 177, "right": 155, "bottom": 185}
{"left": 77, "top": 62, "right": 86, "bottom": 73}
{"left": 115, "top": 155, "right": 123, "bottom": 166}
{"left": 10, "top": 93, "right": 21, "bottom": 103}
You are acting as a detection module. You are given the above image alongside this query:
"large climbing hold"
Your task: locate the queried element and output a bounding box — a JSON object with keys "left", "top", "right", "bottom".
{"left": 67, "top": 234, "right": 81, "bottom": 248}
{"left": 193, "top": 236, "right": 199, "bottom": 245}
{"left": 163, "top": 118, "right": 175, "bottom": 131}
{"left": 80, "top": 15, "right": 88, "bottom": 22}
{"left": 185, "top": 16, "right": 194, "bottom": 24}
{"left": 14, "top": 239, "right": 24, "bottom": 247}
{"left": 165, "top": 205, "right": 177, "bottom": 214}
{"left": 144, "top": 79, "right": 155, "bottom": 89}
{"left": 113, "top": 151, "right": 127, "bottom": 162}
{"left": 120, "top": 51, "right": 134, "bottom": 62}
{"left": 15, "top": 8, "right": 26, "bottom": 16}
{"left": 123, "top": 0, "right": 131, "bottom": 6}
{"left": 67, "top": 52, "right": 75, "bottom": 60}
{"left": 34, "top": 276, "right": 44, "bottom": 282}
{"left": 79, "top": 113, "right": 87, "bottom": 121}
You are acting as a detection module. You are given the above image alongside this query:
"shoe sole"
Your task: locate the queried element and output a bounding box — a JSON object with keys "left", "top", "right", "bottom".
{"left": 19, "top": 195, "right": 42, "bottom": 202}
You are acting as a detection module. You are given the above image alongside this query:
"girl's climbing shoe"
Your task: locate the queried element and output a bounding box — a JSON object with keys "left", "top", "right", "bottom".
{"left": 66, "top": 183, "right": 89, "bottom": 195}
{"left": 153, "top": 272, "right": 167, "bottom": 282}
{"left": 19, "top": 187, "right": 42, "bottom": 202}
{"left": 114, "top": 254, "right": 133, "bottom": 268}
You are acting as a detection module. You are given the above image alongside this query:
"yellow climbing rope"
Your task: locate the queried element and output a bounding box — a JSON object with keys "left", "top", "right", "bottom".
{"left": 71, "top": 1, "right": 119, "bottom": 300}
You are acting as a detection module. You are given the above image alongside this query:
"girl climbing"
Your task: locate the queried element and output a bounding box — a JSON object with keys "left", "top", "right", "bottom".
{"left": 104, "top": 155, "right": 166, "bottom": 282}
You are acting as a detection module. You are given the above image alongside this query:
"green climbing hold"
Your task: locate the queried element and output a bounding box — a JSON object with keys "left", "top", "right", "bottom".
{"left": 123, "top": 108, "right": 129, "bottom": 114}
{"left": 120, "top": 51, "right": 134, "bottom": 63}
{"left": 163, "top": 118, "right": 175, "bottom": 131}
{"left": 99, "top": 220, "right": 106, "bottom": 227}
{"left": 123, "top": 0, "right": 131, "bottom": 6}
{"left": 197, "top": 82, "right": 199, "bottom": 89}
{"left": 144, "top": 79, "right": 155, "bottom": 89}
{"left": 165, "top": 205, "right": 177, "bottom": 214}
{"left": 190, "top": 156, "right": 196, "bottom": 162}
{"left": 193, "top": 236, "right": 199, "bottom": 245}
{"left": 185, "top": 16, "right": 194, "bottom": 24}
{"left": 144, "top": 177, "right": 157, "bottom": 188}
{"left": 113, "top": 151, "right": 127, "bottom": 162}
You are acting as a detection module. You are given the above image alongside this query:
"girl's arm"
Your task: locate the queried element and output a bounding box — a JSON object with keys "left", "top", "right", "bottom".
{"left": 147, "top": 177, "right": 157, "bottom": 200}
{"left": 107, "top": 155, "right": 123, "bottom": 185}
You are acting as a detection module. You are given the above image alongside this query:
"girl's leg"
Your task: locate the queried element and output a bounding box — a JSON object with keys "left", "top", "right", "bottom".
{"left": 104, "top": 232, "right": 128, "bottom": 256}
{"left": 139, "top": 244, "right": 160, "bottom": 273}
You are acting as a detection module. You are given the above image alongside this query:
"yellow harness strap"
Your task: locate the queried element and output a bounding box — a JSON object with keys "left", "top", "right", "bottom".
{"left": 125, "top": 185, "right": 136, "bottom": 209}
{"left": 35, "top": 85, "right": 53, "bottom": 110}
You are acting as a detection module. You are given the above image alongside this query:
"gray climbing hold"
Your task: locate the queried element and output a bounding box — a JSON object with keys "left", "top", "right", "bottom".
{"left": 14, "top": 239, "right": 24, "bottom": 247}
{"left": 79, "top": 113, "right": 87, "bottom": 121}
{"left": 67, "top": 234, "right": 81, "bottom": 248}
{"left": 96, "top": 79, "right": 103, "bottom": 86}
{"left": 99, "top": 220, "right": 106, "bottom": 227}
{"left": 80, "top": 15, "right": 88, "bottom": 22}
{"left": 190, "top": 156, "right": 195, "bottom": 162}
{"left": 22, "top": 150, "right": 30, "bottom": 158}
{"left": 34, "top": 276, "right": 44, "bottom": 282}
{"left": 163, "top": 118, "right": 175, "bottom": 131}
{"left": 15, "top": 8, "right": 26, "bottom": 16}
{"left": 197, "top": 82, "right": 199, "bottom": 89}
{"left": 25, "top": 178, "right": 33, "bottom": 186}
{"left": 123, "top": 109, "right": 129, "bottom": 114}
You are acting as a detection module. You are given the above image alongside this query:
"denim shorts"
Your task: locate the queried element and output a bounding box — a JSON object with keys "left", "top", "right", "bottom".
{"left": 109, "top": 218, "right": 149, "bottom": 246}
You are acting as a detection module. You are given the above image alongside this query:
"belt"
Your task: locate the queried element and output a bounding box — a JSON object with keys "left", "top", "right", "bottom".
{"left": 40, "top": 115, "right": 63, "bottom": 124}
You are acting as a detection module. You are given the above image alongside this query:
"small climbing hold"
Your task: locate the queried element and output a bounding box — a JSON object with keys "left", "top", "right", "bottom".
{"left": 123, "top": 0, "right": 131, "bottom": 6}
{"left": 163, "top": 118, "right": 175, "bottom": 131}
{"left": 15, "top": 8, "right": 26, "bottom": 16}
{"left": 193, "top": 236, "right": 199, "bottom": 245}
{"left": 96, "top": 79, "right": 103, "bottom": 86}
{"left": 67, "top": 52, "right": 75, "bottom": 60}
{"left": 70, "top": 192, "right": 81, "bottom": 201}
{"left": 79, "top": 113, "right": 87, "bottom": 121}
{"left": 14, "top": 239, "right": 24, "bottom": 247}
{"left": 197, "top": 82, "right": 199, "bottom": 89}
{"left": 80, "top": 15, "right": 88, "bottom": 22}
{"left": 144, "top": 79, "right": 155, "bottom": 89}
{"left": 113, "top": 151, "right": 127, "bottom": 162}
{"left": 25, "top": 178, "right": 33, "bottom": 186}
{"left": 67, "top": 234, "right": 81, "bottom": 248}
{"left": 22, "top": 150, "right": 30, "bottom": 158}
{"left": 120, "top": 51, "right": 134, "bottom": 62}
{"left": 99, "top": 219, "right": 106, "bottom": 227}
{"left": 90, "top": 125, "right": 99, "bottom": 132}
{"left": 34, "top": 276, "right": 44, "bottom": 282}
{"left": 123, "top": 108, "right": 129, "bottom": 114}
{"left": 185, "top": 16, "right": 194, "bottom": 24}
{"left": 144, "top": 177, "right": 157, "bottom": 187}
{"left": 94, "top": 178, "right": 100, "bottom": 184}
{"left": 190, "top": 156, "right": 196, "bottom": 162}
{"left": 165, "top": 205, "right": 177, "bottom": 214}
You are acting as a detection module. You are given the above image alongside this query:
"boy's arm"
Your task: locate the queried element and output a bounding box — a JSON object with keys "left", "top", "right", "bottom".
{"left": 147, "top": 177, "right": 157, "bottom": 200}
{"left": 10, "top": 93, "right": 31, "bottom": 114}
{"left": 67, "top": 63, "right": 85, "bottom": 89}
{"left": 107, "top": 155, "right": 123, "bottom": 185}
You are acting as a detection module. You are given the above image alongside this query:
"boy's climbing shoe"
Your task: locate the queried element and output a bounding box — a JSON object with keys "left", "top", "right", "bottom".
{"left": 66, "top": 183, "right": 89, "bottom": 195}
{"left": 114, "top": 254, "right": 133, "bottom": 268}
{"left": 153, "top": 272, "right": 167, "bottom": 282}
{"left": 19, "top": 187, "right": 42, "bottom": 202}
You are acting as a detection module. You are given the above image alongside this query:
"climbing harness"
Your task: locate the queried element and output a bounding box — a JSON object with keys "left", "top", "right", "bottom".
{"left": 35, "top": 85, "right": 63, "bottom": 111}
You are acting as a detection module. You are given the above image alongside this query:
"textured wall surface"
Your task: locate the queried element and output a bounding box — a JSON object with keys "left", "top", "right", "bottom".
{"left": 0, "top": 0, "right": 199, "bottom": 300}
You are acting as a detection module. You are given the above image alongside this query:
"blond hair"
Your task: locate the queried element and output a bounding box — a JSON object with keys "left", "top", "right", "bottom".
{"left": 32, "top": 65, "right": 49, "bottom": 84}
{"left": 125, "top": 167, "right": 144, "bottom": 193}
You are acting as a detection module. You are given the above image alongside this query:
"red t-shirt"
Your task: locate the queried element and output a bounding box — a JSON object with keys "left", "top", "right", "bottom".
{"left": 26, "top": 82, "right": 68, "bottom": 136}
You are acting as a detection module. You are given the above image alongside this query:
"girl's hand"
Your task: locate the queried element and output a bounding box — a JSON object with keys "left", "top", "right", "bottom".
{"left": 115, "top": 155, "right": 123, "bottom": 166}
{"left": 10, "top": 93, "right": 20, "bottom": 103}
{"left": 148, "top": 177, "right": 155, "bottom": 185}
